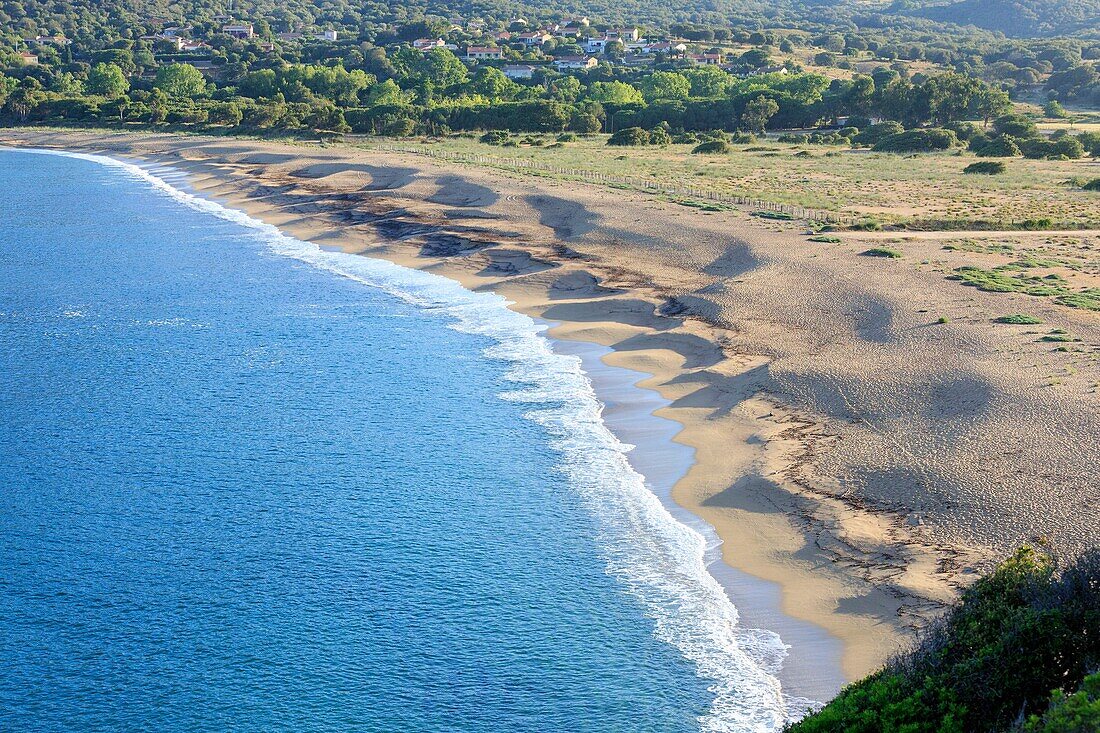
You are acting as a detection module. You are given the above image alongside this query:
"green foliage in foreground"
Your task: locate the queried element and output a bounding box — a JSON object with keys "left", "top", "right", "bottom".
{"left": 788, "top": 547, "right": 1100, "bottom": 733}
{"left": 1084, "top": 179, "right": 1100, "bottom": 192}
{"left": 964, "top": 161, "right": 1006, "bottom": 175}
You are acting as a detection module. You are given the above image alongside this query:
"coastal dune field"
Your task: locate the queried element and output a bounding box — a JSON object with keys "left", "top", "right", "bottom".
{"left": 6, "top": 129, "right": 1097, "bottom": 680}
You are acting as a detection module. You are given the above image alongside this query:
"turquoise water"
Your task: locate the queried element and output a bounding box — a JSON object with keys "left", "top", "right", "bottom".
{"left": 0, "top": 149, "right": 794, "bottom": 732}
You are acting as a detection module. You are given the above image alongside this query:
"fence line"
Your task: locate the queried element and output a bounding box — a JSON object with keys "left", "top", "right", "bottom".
{"left": 358, "top": 141, "right": 855, "bottom": 226}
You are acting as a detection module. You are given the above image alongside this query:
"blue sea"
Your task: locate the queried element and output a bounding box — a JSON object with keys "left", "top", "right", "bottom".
{"left": 0, "top": 148, "right": 796, "bottom": 732}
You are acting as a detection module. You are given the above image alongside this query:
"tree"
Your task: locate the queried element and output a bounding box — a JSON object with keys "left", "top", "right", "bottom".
{"left": 154, "top": 64, "right": 206, "bottom": 99}
{"left": 86, "top": 62, "right": 128, "bottom": 97}
{"left": 469, "top": 67, "right": 513, "bottom": 100}
{"left": 209, "top": 101, "right": 243, "bottom": 126}
{"left": 639, "top": 71, "right": 690, "bottom": 102}
{"left": 739, "top": 95, "right": 779, "bottom": 132}
{"left": 739, "top": 48, "right": 771, "bottom": 68}
{"left": 1043, "top": 99, "right": 1068, "bottom": 119}
{"left": 683, "top": 65, "right": 732, "bottom": 98}
{"left": 417, "top": 48, "right": 468, "bottom": 88}
{"left": 586, "top": 80, "right": 643, "bottom": 105}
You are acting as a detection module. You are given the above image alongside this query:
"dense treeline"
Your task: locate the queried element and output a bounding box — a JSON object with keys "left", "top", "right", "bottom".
{"left": 0, "top": 0, "right": 1097, "bottom": 43}
{"left": 788, "top": 547, "right": 1100, "bottom": 733}
{"left": 0, "top": 37, "right": 1026, "bottom": 141}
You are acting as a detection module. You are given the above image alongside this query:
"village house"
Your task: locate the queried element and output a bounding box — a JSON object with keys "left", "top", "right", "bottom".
{"left": 502, "top": 64, "right": 537, "bottom": 79}
{"left": 583, "top": 37, "right": 612, "bottom": 54}
{"left": 492, "top": 31, "right": 512, "bottom": 42}
{"left": 18, "top": 51, "right": 39, "bottom": 65}
{"left": 516, "top": 31, "right": 551, "bottom": 46}
{"left": 314, "top": 30, "right": 338, "bottom": 41}
{"left": 222, "top": 23, "right": 254, "bottom": 39}
{"left": 29, "top": 34, "right": 69, "bottom": 45}
{"left": 141, "top": 34, "right": 185, "bottom": 51}
{"left": 413, "top": 38, "right": 446, "bottom": 51}
{"left": 688, "top": 53, "right": 722, "bottom": 65}
{"left": 465, "top": 46, "right": 504, "bottom": 61}
{"left": 641, "top": 41, "right": 687, "bottom": 55}
{"left": 605, "top": 27, "right": 640, "bottom": 42}
{"left": 552, "top": 55, "right": 597, "bottom": 71}
{"left": 180, "top": 39, "right": 210, "bottom": 52}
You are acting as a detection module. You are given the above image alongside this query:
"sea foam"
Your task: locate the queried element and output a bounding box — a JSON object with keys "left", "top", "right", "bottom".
{"left": 12, "top": 147, "right": 814, "bottom": 731}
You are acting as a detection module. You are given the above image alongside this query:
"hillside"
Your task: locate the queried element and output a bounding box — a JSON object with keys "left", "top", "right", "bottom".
{"left": 897, "top": 0, "right": 1100, "bottom": 38}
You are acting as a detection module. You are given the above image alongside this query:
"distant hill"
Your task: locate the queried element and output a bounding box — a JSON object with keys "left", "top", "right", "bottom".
{"left": 892, "top": 0, "right": 1100, "bottom": 37}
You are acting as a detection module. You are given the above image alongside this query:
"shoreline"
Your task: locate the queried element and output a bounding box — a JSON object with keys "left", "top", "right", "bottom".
{"left": 11, "top": 128, "right": 1094, "bottom": 690}
{"left": 552, "top": 333, "right": 845, "bottom": 703}
{"left": 160, "top": 145, "right": 851, "bottom": 701}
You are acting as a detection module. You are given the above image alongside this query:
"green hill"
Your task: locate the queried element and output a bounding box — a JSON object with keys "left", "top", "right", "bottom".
{"left": 896, "top": 0, "right": 1100, "bottom": 37}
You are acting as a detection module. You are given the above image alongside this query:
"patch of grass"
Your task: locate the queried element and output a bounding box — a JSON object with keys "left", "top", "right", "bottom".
{"left": 752, "top": 210, "right": 795, "bottom": 221}
{"left": 993, "top": 314, "right": 1044, "bottom": 324}
{"left": 862, "top": 247, "right": 902, "bottom": 258}
{"left": 1056, "top": 289, "right": 1100, "bottom": 310}
{"left": 1039, "top": 331, "right": 1077, "bottom": 342}
{"left": 809, "top": 235, "right": 841, "bottom": 243}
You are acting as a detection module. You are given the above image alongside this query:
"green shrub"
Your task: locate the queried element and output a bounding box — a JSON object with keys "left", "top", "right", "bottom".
{"left": 607, "top": 126, "right": 650, "bottom": 146}
{"left": 556, "top": 132, "right": 578, "bottom": 142}
{"left": 852, "top": 121, "right": 904, "bottom": 145}
{"left": 873, "top": 128, "right": 960, "bottom": 153}
{"left": 480, "top": 130, "right": 510, "bottom": 145}
{"left": 1020, "top": 137, "right": 1085, "bottom": 160}
{"left": 993, "top": 113, "right": 1039, "bottom": 139}
{"left": 862, "top": 247, "right": 902, "bottom": 258}
{"left": 809, "top": 235, "right": 841, "bottom": 243}
{"left": 648, "top": 126, "right": 672, "bottom": 146}
{"left": 692, "top": 140, "right": 732, "bottom": 154}
{"left": 788, "top": 548, "right": 1100, "bottom": 733}
{"left": 976, "top": 135, "right": 1022, "bottom": 158}
{"left": 1023, "top": 673, "right": 1100, "bottom": 732}
{"left": 1082, "top": 179, "right": 1100, "bottom": 192}
{"left": 673, "top": 132, "right": 699, "bottom": 144}
{"left": 993, "top": 314, "right": 1043, "bottom": 324}
{"left": 728, "top": 132, "right": 756, "bottom": 144}
{"left": 964, "top": 161, "right": 1006, "bottom": 175}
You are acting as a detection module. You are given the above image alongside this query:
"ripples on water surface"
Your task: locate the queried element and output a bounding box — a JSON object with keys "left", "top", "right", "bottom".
{"left": 0, "top": 149, "right": 796, "bottom": 732}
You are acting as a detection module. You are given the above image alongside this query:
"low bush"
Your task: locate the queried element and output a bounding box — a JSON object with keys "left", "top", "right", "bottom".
{"left": 1083, "top": 179, "right": 1100, "bottom": 192}
{"left": 809, "top": 235, "right": 841, "bottom": 243}
{"left": 692, "top": 140, "right": 732, "bottom": 154}
{"left": 976, "top": 135, "right": 1022, "bottom": 158}
{"left": 862, "top": 247, "right": 902, "bottom": 258}
{"left": 873, "top": 128, "right": 959, "bottom": 153}
{"left": 556, "top": 132, "right": 578, "bottom": 142}
{"left": 852, "top": 121, "right": 904, "bottom": 146}
{"left": 479, "top": 130, "right": 510, "bottom": 145}
{"left": 1019, "top": 137, "right": 1086, "bottom": 160}
{"left": 728, "top": 132, "right": 756, "bottom": 144}
{"left": 964, "top": 161, "right": 1006, "bottom": 175}
{"left": 607, "top": 127, "right": 650, "bottom": 146}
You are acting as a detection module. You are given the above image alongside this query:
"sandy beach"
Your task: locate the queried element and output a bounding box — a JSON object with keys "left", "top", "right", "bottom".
{"left": 5, "top": 128, "right": 1097, "bottom": 687}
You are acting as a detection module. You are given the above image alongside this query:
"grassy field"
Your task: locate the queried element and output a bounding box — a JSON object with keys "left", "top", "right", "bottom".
{"left": 355, "top": 133, "right": 1100, "bottom": 228}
